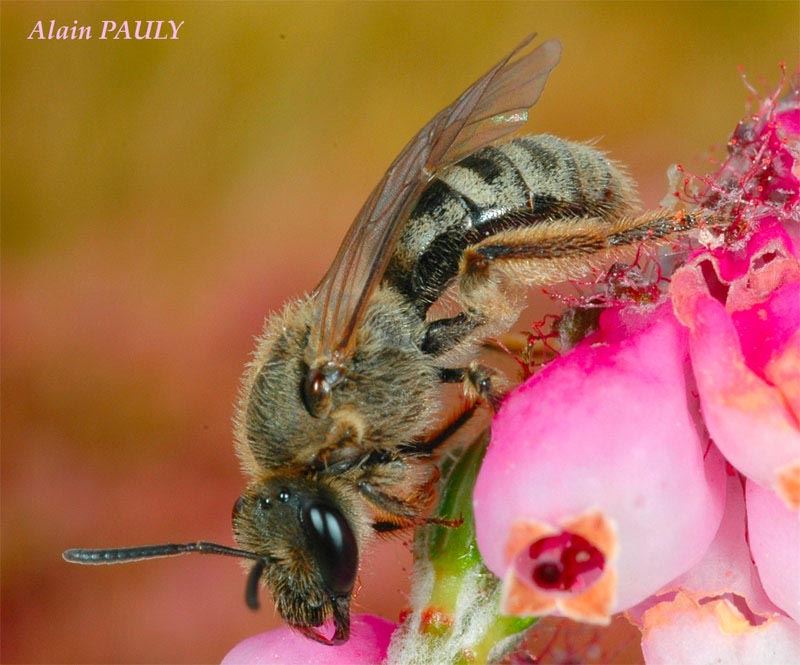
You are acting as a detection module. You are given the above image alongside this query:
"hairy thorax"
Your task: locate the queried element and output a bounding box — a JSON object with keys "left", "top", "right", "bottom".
{"left": 235, "top": 287, "right": 440, "bottom": 473}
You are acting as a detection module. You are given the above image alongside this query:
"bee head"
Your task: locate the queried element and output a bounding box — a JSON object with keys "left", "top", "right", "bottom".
{"left": 62, "top": 476, "right": 359, "bottom": 646}
{"left": 232, "top": 476, "right": 359, "bottom": 644}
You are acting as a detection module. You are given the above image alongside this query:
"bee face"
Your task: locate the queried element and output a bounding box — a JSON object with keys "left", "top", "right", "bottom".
{"left": 231, "top": 476, "right": 359, "bottom": 643}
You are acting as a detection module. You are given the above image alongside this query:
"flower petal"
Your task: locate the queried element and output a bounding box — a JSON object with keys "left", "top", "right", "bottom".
{"left": 475, "top": 305, "right": 726, "bottom": 618}
{"left": 671, "top": 244, "right": 800, "bottom": 508}
{"left": 641, "top": 592, "right": 800, "bottom": 665}
{"left": 220, "top": 614, "right": 396, "bottom": 665}
{"left": 731, "top": 281, "right": 800, "bottom": 382}
{"left": 764, "top": 329, "right": 800, "bottom": 417}
{"left": 746, "top": 479, "right": 800, "bottom": 623}
{"left": 707, "top": 219, "right": 799, "bottom": 285}
{"left": 628, "top": 472, "right": 779, "bottom": 627}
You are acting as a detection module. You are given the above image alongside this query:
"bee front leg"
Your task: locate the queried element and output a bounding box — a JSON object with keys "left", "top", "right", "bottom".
{"left": 310, "top": 407, "right": 368, "bottom": 473}
{"left": 356, "top": 404, "right": 487, "bottom": 533}
{"left": 359, "top": 479, "right": 462, "bottom": 532}
{"left": 357, "top": 478, "right": 424, "bottom": 531}
{"left": 350, "top": 454, "right": 461, "bottom": 532}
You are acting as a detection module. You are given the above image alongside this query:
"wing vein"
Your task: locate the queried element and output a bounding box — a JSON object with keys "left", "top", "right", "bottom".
{"left": 307, "top": 35, "right": 562, "bottom": 364}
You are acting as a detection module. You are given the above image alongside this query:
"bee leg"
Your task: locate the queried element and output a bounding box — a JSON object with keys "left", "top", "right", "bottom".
{"left": 355, "top": 457, "right": 441, "bottom": 525}
{"left": 357, "top": 481, "right": 420, "bottom": 523}
{"left": 367, "top": 421, "right": 473, "bottom": 528}
{"left": 439, "top": 363, "right": 505, "bottom": 410}
{"left": 404, "top": 400, "right": 479, "bottom": 456}
{"left": 359, "top": 481, "right": 463, "bottom": 530}
{"left": 309, "top": 408, "right": 367, "bottom": 473}
{"left": 371, "top": 515, "right": 462, "bottom": 533}
{"left": 371, "top": 520, "right": 406, "bottom": 534}
{"left": 457, "top": 210, "right": 698, "bottom": 312}
{"left": 424, "top": 515, "right": 464, "bottom": 528}
{"left": 418, "top": 205, "right": 615, "bottom": 358}
{"left": 421, "top": 312, "right": 484, "bottom": 356}
{"left": 357, "top": 449, "right": 470, "bottom": 531}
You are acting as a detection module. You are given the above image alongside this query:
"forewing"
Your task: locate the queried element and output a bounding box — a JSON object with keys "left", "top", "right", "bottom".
{"left": 308, "top": 35, "right": 562, "bottom": 363}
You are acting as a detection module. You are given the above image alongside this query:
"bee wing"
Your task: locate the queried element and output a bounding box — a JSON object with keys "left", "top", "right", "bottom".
{"left": 308, "top": 35, "right": 562, "bottom": 362}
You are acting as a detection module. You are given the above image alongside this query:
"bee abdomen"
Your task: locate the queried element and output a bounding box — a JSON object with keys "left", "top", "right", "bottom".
{"left": 387, "top": 134, "right": 637, "bottom": 312}
{"left": 497, "top": 135, "right": 637, "bottom": 217}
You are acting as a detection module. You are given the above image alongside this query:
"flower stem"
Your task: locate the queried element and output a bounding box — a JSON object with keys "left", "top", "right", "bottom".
{"left": 386, "top": 433, "right": 535, "bottom": 664}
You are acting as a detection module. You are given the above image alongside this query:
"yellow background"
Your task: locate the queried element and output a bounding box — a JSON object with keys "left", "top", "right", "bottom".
{"left": 2, "top": 2, "right": 797, "bottom": 663}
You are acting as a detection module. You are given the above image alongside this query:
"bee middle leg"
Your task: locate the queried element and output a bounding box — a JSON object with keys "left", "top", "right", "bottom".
{"left": 438, "top": 364, "right": 505, "bottom": 409}
{"left": 421, "top": 312, "right": 484, "bottom": 356}
{"left": 402, "top": 399, "right": 480, "bottom": 456}
{"left": 422, "top": 314, "right": 507, "bottom": 406}
{"left": 358, "top": 477, "right": 462, "bottom": 533}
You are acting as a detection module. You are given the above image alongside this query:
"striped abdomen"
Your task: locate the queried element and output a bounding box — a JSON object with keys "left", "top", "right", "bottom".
{"left": 385, "top": 134, "right": 638, "bottom": 312}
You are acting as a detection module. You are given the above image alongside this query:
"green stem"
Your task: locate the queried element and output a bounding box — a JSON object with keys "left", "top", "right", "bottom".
{"left": 385, "top": 432, "right": 535, "bottom": 664}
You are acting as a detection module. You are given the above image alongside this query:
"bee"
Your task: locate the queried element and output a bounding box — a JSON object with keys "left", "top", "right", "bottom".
{"left": 63, "top": 35, "right": 696, "bottom": 645}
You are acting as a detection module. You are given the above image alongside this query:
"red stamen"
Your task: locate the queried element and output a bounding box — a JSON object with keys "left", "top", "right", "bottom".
{"left": 521, "top": 531, "right": 606, "bottom": 593}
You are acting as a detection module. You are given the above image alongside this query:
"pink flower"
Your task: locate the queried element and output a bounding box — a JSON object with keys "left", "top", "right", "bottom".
{"left": 671, "top": 219, "right": 800, "bottom": 508}
{"left": 221, "top": 614, "right": 395, "bottom": 665}
{"left": 747, "top": 478, "right": 800, "bottom": 624}
{"left": 475, "top": 303, "right": 727, "bottom": 622}
{"left": 473, "top": 81, "right": 800, "bottom": 659}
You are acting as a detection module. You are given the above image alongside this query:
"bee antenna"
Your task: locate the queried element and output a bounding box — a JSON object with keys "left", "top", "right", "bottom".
{"left": 62, "top": 541, "right": 261, "bottom": 565}
{"left": 245, "top": 557, "right": 268, "bottom": 611}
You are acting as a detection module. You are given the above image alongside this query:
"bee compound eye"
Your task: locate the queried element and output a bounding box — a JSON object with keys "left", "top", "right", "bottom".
{"left": 301, "top": 502, "right": 358, "bottom": 596}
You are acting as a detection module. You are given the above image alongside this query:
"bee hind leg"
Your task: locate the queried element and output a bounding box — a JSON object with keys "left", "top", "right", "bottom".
{"left": 457, "top": 210, "right": 698, "bottom": 312}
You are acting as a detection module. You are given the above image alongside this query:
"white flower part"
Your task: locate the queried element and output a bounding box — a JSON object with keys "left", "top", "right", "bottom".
{"left": 385, "top": 562, "right": 521, "bottom": 665}
{"left": 641, "top": 591, "right": 800, "bottom": 665}
{"left": 746, "top": 479, "right": 800, "bottom": 623}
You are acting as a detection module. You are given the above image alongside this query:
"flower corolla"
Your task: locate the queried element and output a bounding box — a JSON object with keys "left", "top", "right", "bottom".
{"left": 473, "top": 83, "right": 800, "bottom": 660}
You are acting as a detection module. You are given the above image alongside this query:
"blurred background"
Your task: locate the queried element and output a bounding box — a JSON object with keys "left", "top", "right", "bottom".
{"left": 1, "top": 2, "right": 797, "bottom": 663}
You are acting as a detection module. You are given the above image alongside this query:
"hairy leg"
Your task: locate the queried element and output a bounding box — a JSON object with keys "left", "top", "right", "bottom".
{"left": 357, "top": 404, "right": 481, "bottom": 531}
{"left": 438, "top": 364, "right": 505, "bottom": 409}
{"left": 457, "top": 210, "right": 696, "bottom": 317}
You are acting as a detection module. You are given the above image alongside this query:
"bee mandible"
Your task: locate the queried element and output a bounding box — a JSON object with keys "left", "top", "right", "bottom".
{"left": 63, "top": 34, "right": 696, "bottom": 645}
